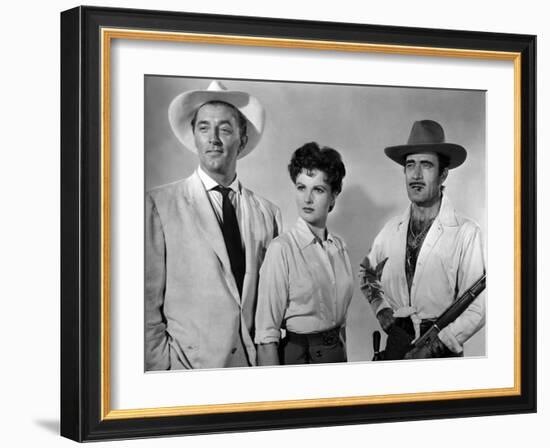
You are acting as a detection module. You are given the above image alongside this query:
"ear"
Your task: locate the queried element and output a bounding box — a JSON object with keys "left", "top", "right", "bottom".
{"left": 239, "top": 134, "right": 249, "bottom": 152}
{"left": 328, "top": 192, "right": 338, "bottom": 212}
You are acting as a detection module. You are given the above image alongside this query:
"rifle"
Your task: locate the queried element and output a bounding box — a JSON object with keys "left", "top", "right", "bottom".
{"left": 373, "top": 273, "right": 486, "bottom": 360}
{"left": 411, "top": 273, "right": 486, "bottom": 353}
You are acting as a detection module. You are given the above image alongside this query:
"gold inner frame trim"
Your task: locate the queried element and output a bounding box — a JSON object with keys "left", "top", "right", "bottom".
{"left": 100, "top": 27, "right": 522, "bottom": 421}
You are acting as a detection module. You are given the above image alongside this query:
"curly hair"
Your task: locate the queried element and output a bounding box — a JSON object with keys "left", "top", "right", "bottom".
{"left": 288, "top": 142, "right": 346, "bottom": 194}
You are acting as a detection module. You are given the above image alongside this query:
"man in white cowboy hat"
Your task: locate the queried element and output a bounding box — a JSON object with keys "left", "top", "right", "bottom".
{"left": 145, "top": 80, "right": 281, "bottom": 370}
{"left": 359, "top": 119, "right": 485, "bottom": 359}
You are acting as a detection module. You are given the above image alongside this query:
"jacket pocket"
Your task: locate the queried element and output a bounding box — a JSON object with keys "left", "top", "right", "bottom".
{"left": 168, "top": 336, "right": 199, "bottom": 370}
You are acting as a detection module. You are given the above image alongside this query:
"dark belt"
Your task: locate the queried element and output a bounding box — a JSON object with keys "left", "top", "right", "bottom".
{"left": 286, "top": 327, "right": 341, "bottom": 346}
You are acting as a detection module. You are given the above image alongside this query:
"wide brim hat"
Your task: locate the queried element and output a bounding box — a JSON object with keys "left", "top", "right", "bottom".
{"left": 168, "top": 80, "right": 265, "bottom": 159}
{"left": 384, "top": 119, "right": 467, "bottom": 169}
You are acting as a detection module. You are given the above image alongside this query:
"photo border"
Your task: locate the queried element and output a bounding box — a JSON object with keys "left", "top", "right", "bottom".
{"left": 60, "top": 5, "right": 536, "bottom": 441}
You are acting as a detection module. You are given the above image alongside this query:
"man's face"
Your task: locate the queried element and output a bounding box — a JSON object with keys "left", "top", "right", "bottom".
{"left": 193, "top": 103, "right": 247, "bottom": 178}
{"left": 404, "top": 152, "right": 447, "bottom": 206}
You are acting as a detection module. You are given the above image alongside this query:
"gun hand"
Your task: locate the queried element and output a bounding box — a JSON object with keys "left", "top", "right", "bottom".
{"left": 404, "top": 337, "right": 447, "bottom": 359}
{"left": 404, "top": 346, "right": 429, "bottom": 359}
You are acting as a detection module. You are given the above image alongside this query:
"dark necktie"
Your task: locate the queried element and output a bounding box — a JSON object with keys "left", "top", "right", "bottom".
{"left": 213, "top": 185, "right": 246, "bottom": 297}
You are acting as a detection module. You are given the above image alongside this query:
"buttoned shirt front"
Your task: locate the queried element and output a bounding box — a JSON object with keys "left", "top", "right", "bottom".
{"left": 368, "top": 195, "right": 486, "bottom": 353}
{"left": 255, "top": 218, "right": 354, "bottom": 344}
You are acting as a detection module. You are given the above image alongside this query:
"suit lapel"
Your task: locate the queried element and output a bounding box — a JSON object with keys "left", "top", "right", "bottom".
{"left": 185, "top": 172, "right": 240, "bottom": 302}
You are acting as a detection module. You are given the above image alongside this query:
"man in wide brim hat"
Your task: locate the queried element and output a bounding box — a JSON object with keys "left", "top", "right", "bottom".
{"left": 359, "top": 119, "right": 485, "bottom": 361}
{"left": 145, "top": 80, "right": 281, "bottom": 371}
{"left": 168, "top": 80, "right": 265, "bottom": 159}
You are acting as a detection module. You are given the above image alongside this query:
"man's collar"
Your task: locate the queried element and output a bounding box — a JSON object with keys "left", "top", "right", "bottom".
{"left": 437, "top": 194, "right": 459, "bottom": 226}
{"left": 398, "top": 194, "right": 458, "bottom": 227}
{"left": 294, "top": 217, "right": 336, "bottom": 250}
{"left": 197, "top": 166, "right": 241, "bottom": 194}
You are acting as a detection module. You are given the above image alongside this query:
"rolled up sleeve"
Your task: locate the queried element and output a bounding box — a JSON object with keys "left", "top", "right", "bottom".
{"left": 254, "top": 241, "right": 289, "bottom": 345}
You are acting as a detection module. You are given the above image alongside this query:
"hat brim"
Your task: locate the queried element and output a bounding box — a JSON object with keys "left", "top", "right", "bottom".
{"left": 384, "top": 143, "right": 467, "bottom": 169}
{"left": 168, "top": 89, "right": 265, "bottom": 159}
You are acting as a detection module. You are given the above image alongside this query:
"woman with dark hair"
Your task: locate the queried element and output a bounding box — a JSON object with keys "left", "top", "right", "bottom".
{"left": 254, "top": 142, "right": 354, "bottom": 365}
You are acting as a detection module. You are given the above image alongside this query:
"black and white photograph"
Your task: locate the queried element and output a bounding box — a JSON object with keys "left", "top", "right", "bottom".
{"left": 144, "top": 76, "right": 487, "bottom": 371}
{"left": 55, "top": 3, "right": 539, "bottom": 443}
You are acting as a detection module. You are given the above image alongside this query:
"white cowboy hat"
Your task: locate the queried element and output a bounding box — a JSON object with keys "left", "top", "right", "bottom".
{"left": 168, "top": 80, "right": 265, "bottom": 159}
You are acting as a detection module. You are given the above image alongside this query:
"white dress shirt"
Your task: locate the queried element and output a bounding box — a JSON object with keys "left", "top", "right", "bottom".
{"left": 255, "top": 218, "right": 354, "bottom": 344}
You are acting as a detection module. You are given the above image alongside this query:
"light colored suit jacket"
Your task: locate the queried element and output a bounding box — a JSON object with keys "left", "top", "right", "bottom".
{"left": 145, "top": 172, "right": 282, "bottom": 370}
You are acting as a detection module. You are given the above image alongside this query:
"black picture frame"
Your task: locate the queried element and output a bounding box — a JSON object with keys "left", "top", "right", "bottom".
{"left": 60, "top": 5, "right": 536, "bottom": 442}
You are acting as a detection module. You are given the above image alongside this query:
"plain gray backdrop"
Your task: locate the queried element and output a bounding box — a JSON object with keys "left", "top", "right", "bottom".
{"left": 145, "top": 76, "right": 486, "bottom": 360}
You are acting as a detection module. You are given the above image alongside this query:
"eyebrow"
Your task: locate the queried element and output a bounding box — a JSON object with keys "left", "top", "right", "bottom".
{"left": 296, "top": 181, "right": 328, "bottom": 189}
{"left": 196, "top": 119, "right": 234, "bottom": 127}
{"left": 406, "top": 158, "right": 434, "bottom": 164}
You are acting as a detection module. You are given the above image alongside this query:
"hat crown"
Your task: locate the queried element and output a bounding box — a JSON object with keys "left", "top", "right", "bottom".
{"left": 207, "top": 80, "right": 228, "bottom": 92}
{"left": 384, "top": 119, "right": 467, "bottom": 169}
{"left": 407, "top": 120, "right": 446, "bottom": 145}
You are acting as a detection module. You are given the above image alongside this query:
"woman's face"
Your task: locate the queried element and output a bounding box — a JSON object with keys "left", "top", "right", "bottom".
{"left": 295, "top": 169, "right": 337, "bottom": 229}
